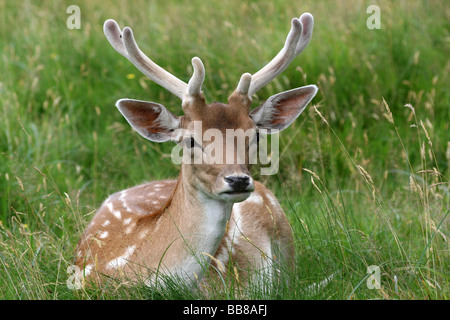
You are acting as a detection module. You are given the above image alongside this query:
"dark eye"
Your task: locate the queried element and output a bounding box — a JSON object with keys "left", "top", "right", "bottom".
{"left": 186, "top": 137, "right": 197, "bottom": 149}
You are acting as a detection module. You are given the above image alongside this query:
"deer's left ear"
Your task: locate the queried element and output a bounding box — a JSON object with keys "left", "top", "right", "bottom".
{"left": 250, "top": 85, "right": 318, "bottom": 132}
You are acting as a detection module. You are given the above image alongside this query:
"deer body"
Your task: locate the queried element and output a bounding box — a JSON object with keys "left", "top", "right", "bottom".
{"left": 76, "top": 179, "right": 291, "bottom": 286}
{"left": 76, "top": 13, "right": 317, "bottom": 289}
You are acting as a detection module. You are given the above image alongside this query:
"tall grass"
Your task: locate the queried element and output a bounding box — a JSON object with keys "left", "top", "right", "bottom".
{"left": 0, "top": 0, "right": 448, "bottom": 299}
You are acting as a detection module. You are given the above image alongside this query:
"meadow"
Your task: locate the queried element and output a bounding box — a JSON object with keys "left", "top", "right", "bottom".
{"left": 0, "top": 0, "right": 448, "bottom": 299}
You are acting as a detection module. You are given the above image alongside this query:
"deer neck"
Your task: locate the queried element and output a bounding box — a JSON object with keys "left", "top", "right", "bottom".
{"left": 164, "top": 167, "right": 233, "bottom": 283}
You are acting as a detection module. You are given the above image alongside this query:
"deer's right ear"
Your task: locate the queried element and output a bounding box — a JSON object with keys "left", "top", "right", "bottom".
{"left": 116, "top": 99, "right": 180, "bottom": 142}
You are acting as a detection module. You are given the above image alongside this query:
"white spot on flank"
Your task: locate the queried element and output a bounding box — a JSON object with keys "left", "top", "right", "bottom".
{"left": 119, "top": 191, "right": 132, "bottom": 213}
{"left": 102, "top": 220, "right": 110, "bottom": 227}
{"left": 107, "top": 201, "right": 122, "bottom": 219}
{"left": 125, "top": 223, "right": 136, "bottom": 234}
{"left": 98, "top": 231, "right": 108, "bottom": 239}
{"left": 120, "top": 191, "right": 127, "bottom": 198}
{"left": 124, "top": 203, "right": 132, "bottom": 213}
{"left": 113, "top": 210, "right": 122, "bottom": 219}
{"left": 83, "top": 264, "right": 93, "bottom": 277}
{"left": 123, "top": 218, "right": 132, "bottom": 225}
{"left": 106, "top": 245, "right": 136, "bottom": 270}
{"left": 139, "top": 231, "right": 148, "bottom": 239}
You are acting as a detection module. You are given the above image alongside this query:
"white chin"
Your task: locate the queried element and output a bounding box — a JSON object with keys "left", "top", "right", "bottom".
{"left": 217, "top": 191, "right": 252, "bottom": 203}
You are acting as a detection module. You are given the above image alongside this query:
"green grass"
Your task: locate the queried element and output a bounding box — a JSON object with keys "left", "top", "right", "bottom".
{"left": 0, "top": 0, "right": 448, "bottom": 299}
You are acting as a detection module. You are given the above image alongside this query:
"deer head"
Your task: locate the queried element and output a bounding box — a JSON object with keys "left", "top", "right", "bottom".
{"left": 103, "top": 13, "right": 317, "bottom": 203}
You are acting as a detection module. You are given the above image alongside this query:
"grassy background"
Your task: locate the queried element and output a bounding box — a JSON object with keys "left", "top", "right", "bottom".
{"left": 0, "top": 0, "right": 448, "bottom": 299}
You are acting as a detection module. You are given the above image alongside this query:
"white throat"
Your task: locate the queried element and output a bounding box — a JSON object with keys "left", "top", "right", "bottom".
{"left": 172, "top": 190, "right": 233, "bottom": 285}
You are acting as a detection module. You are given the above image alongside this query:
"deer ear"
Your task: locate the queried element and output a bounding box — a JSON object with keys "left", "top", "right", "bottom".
{"left": 116, "top": 99, "right": 180, "bottom": 142}
{"left": 250, "top": 85, "right": 318, "bottom": 132}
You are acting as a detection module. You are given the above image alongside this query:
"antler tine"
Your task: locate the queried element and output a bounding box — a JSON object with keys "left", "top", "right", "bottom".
{"left": 241, "top": 13, "right": 314, "bottom": 98}
{"left": 122, "top": 27, "right": 189, "bottom": 100}
{"left": 295, "top": 13, "right": 314, "bottom": 55}
{"left": 104, "top": 19, "right": 206, "bottom": 101}
{"left": 236, "top": 73, "right": 252, "bottom": 95}
{"left": 246, "top": 18, "right": 302, "bottom": 97}
{"left": 187, "top": 57, "right": 205, "bottom": 96}
{"left": 104, "top": 19, "right": 128, "bottom": 58}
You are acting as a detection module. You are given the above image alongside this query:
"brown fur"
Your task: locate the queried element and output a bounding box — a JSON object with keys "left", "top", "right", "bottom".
{"left": 75, "top": 179, "right": 293, "bottom": 286}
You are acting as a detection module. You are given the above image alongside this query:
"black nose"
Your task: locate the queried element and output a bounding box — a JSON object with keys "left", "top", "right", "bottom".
{"left": 224, "top": 175, "right": 250, "bottom": 192}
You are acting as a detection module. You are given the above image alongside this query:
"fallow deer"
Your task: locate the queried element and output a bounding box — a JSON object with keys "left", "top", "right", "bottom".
{"left": 75, "top": 13, "right": 318, "bottom": 291}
